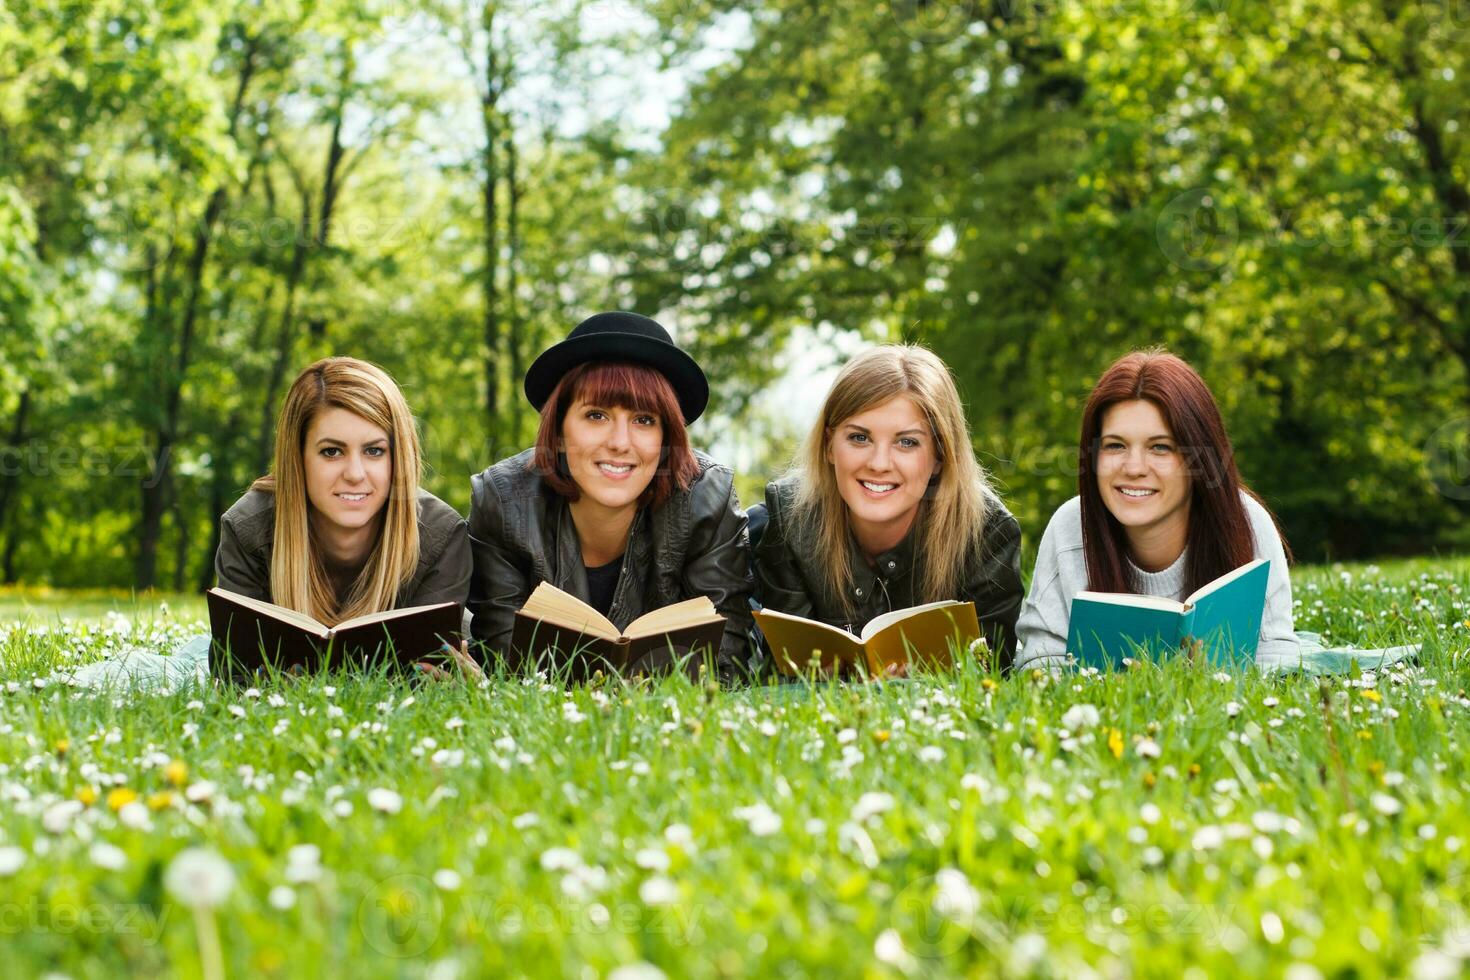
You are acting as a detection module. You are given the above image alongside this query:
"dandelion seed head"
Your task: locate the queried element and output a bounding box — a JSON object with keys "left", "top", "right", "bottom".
{"left": 367, "top": 788, "right": 403, "bottom": 815}
{"left": 639, "top": 876, "right": 679, "bottom": 905}
{"left": 164, "top": 847, "right": 235, "bottom": 907}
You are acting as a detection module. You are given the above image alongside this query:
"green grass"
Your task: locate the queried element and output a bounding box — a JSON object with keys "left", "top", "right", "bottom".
{"left": 0, "top": 585, "right": 207, "bottom": 623}
{"left": 2, "top": 559, "right": 1469, "bottom": 978}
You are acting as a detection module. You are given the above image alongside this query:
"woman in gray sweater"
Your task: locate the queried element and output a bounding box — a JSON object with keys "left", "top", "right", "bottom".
{"left": 1016, "top": 349, "right": 1296, "bottom": 670}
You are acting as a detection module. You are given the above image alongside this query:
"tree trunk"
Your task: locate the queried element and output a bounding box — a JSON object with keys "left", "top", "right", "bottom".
{"left": 1, "top": 498, "right": 21, "bottom": 584}
{"left": 0, "top": 387, "right": 32, "bottom": 571}
{"left": 255, "top": 67, "right": 350, "bottom": 475}
{"left": 504, "top": 125, "right": 524, "bottom": 443}
{"left": 0, "top": 387, "right": 30, "bottom": 525}
{"left": 135, "top": 45, "right": 257, "bottom": 590}
{"left": 480, "top": 2, "right": 503, "bottom": 444}
{"left": 171, "top": 493, "right": 189, "bottom": 593}
{"left": 255, "top": 198, "right": 312, "bottom": 476}
{"left": 135, "top": 247, "right": 174, "bottom": 590}
{"left": 199, "top": 283, "right": 275, "bottom": 592}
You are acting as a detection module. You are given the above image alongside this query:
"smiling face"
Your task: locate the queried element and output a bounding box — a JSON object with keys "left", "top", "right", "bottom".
{"left": 559, "top": 398, "right": 663, "bottom": 515}
{"left": 303, "top": 407, "right": 393, "bottom": 537}
{"left": 826, "top": 395, "right": 941, "bottom": 551}
{"left": 1095, "top": 398, "right": 1192, "bottom": 542}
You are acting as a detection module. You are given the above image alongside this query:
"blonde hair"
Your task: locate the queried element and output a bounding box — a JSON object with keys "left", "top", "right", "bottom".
{"left": 251, "top": 357, "right": 422, "bottom": 626}
{"left": 793, "top": 344, "right": 991, "bottom": 614}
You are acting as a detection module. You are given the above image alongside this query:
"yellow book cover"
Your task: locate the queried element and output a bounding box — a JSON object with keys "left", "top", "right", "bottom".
{"left": 755, "top": 600, "right": 982, "bottom": 678}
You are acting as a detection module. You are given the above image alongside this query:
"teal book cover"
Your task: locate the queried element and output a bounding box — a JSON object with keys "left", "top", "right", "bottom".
{"left": 1066, "top": 559, "right": 1269, "bottom": 669}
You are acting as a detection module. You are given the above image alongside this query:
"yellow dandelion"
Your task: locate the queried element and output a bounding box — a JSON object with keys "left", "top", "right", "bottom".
{"left": 76, "top": 785, "right": 98, "bottom": 806}
{"left": 164, "top": 760, "right": 188, "bottom": 787}
{"left": 53, "top": 739, "right": 69, "bottom": 756}
{"left": 106, "top": 787, "right": 139, "bottom": 811}
{"left": 147, "top": 791, "right": 175, "bottom": 812}
{"left": 980, "top": 678, "right": 998, "bottom": 692}
{"left": 872, "top": 729, "right": 890, "bottom": 745}
{"left": 1361, "top": 689, "right": 1381, "bottom": 703}
{"left": 1188, "top": 764, "right": 1201, "bottom": 779}
{"left": 1107, "top": 728, "right": 1124, "bottom": 759}
{"left": 1142, "top": 772, "right": 1156, "bottom": 789}
{"left": 1357, "top": 730, "right": 1373, "bottom": 740}
{"left": 253, "top": 949, "right": 286, "bottom": 973}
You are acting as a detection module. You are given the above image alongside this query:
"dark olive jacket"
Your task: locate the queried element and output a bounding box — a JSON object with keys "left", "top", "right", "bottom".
{"left": 466, "top": 448, "right": 755, "bottom": 679}
{"left": 213, "top": 489, "right": 473, "bottom": 609}
{"left": 753, "top": 475, "right": 1025, "bottom": 668}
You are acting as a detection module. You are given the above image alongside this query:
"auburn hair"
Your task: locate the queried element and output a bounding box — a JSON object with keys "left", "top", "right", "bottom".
{"left": 529, "top": 361, "right": 699, "bottom": 508}
{"left": 251, "top": 357, "right": 422, "bottom": 626}
{"left": 1078, "top": 348, "right": 1288, "bottom": 595}
{"left": 792, "top": 344, "right": 994, "bottom": 614}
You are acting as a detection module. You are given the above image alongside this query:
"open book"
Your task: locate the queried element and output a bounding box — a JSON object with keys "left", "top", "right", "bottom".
{"left": 755, "top": 600, "right": 983, "bottom": 679}
{"left": 510, "top": 582, "right": 726, "bottom": 677}
{"left": 206, "top": 588, "right": 462, "bottom": 677}
{"left": 1066, "top": 558, "right": 1270, "bottom": 668}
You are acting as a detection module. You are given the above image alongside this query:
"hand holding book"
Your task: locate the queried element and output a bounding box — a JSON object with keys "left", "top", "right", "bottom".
{"left": 415, "top": 639, "right": 486, "bottom": 682}
{"left": 1065, "top": 559, "right": 1270, "bottom": 668}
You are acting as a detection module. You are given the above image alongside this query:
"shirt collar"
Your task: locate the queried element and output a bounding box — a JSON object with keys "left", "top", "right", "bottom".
{"left": 846, "top": 522, "right": 919, "bottom": 598}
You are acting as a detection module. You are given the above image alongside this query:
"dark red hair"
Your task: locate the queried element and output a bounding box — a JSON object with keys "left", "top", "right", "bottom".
{"left": 1078, "top": 349, "right": 1288, "bottom": 595}
{"left": 530, "top": 361, "right": 700, "bottom": 509}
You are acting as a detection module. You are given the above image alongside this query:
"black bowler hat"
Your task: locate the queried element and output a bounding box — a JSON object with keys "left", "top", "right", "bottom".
{"left": 523, "top": 311, "right": 709, "bottom": 424}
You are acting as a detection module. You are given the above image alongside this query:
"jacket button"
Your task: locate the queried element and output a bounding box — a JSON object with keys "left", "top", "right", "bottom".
{"left": 886, "top": 560, "right": 896, "bottom": 570}
{"left": 855, "top": 587, "right": 864, "bottom": 598}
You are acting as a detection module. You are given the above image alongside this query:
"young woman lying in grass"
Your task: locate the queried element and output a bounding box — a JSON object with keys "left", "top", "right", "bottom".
{"left": 752, "top": 344, "right": 1024, "bottom": 670}
{"left": 1015, "top": 349, "right": 1296, "bottom": 670}
{"left": 61, "top": 357, "right": 473, "bottom": 689}
{"left": 464, "top": 312, "right": 754, "bottom": 683}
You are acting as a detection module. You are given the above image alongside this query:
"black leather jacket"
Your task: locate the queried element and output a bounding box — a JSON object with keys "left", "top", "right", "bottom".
{"left": 215, "top": 488, "right": 472, "bottom": 610}
{"left": 753, "top": 475, "right": 1025, "bottom": 669}
{"left": 467, "top": 449, "right": 755, "bottom": 680}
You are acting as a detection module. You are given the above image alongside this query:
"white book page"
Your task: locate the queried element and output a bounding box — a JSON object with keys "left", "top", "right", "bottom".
{"left": 338, "top": 602, "right": 456, "bottom": 631}
{"left": 211, "top": 588, "right": 328, "bottom": 636}
{"left": 520, "top": 582, "right": 619, "bottom": 640}
{"left": 858, "top": 600, "right": 966, "bottom": 643}
{"left": 624, "top": 596, "right": 720, "bottom": 639}
{"left": 1184, "top": 558, "right": 1267, "bottom": 607}
{"left": 1072, "top": 590, "right": 1187, "bottom": 615}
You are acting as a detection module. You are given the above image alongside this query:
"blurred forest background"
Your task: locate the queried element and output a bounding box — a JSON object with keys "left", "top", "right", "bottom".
{"left": 2, "top": 0, "right": 1469, "bottom": 590}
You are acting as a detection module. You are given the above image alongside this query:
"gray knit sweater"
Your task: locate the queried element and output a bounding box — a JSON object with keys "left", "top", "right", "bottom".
{"left": 1015, "top": 494, "right": 1297, "bottom": 670}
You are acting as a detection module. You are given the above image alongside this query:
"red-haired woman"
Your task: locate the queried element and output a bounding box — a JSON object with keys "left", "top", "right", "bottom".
{"left": 466, "top": 312, "right": 753, "bottom": 681}
{"left": 1015, "top": 349, "right": 1297, "bottom": 669}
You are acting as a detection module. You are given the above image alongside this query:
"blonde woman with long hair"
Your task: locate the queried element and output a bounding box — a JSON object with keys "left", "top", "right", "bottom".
{"left": 62, "top": 357, "right": 472, "bottom": 688}
{"left": 753, "top": 345, "right": 1024, "bottom": 667}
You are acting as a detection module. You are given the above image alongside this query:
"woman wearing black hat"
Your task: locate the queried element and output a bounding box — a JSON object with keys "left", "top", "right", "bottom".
{"left": 465, "top": 311, "right": 754, "bottom": 681}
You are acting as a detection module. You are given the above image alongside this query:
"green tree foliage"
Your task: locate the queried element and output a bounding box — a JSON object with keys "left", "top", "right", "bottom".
{"left": 631, "top": 0, "right": 1470, "bottom": 559}
{"left": 1, "top": 0, "right": 1466, "bottom": 587}
{"left": 0, "top": 0, "right": 634, "bottom": 587}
